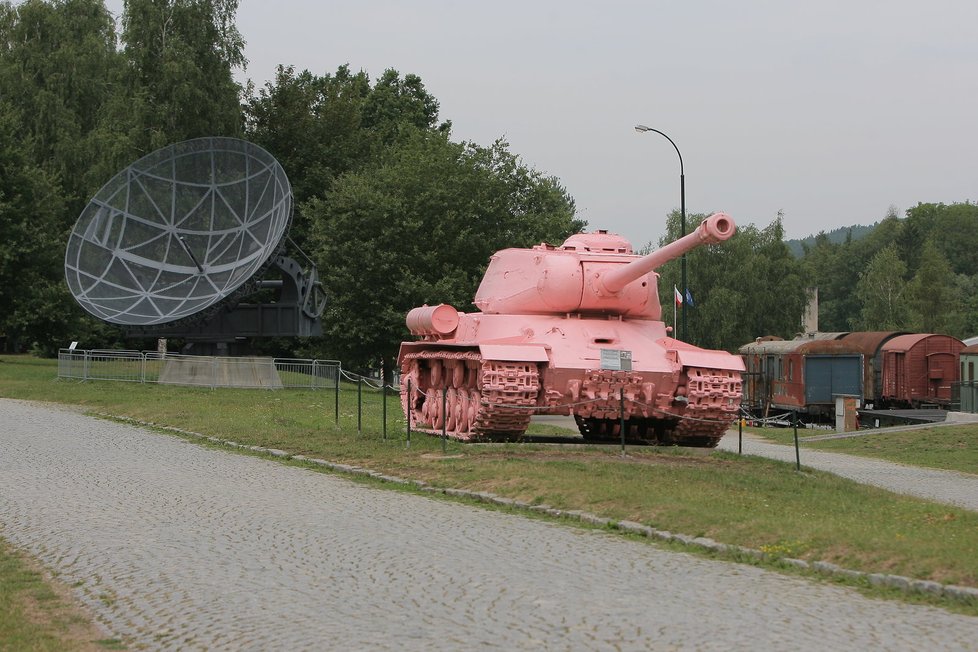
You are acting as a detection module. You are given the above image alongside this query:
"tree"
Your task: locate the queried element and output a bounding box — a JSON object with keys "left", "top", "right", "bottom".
{"left": 121, "top": 0, "right": 245, "bottom": 151}
{"left": 0, "top": 0, "right": 133, "bottom": 351}
{"left": 852, "top": 244, "right": 911, "bottom": 330}
{"left": 0, "top": 0, "right": 126, "bottom": 213}
{"left": 244, "top": 65, "right": 452, "bottom": 253}
{"left": 656, "top": 211, "right": 806, "bottom": 351}
{"left": 907, "top": 240, "right": 955, "bottom": 333}
{"left": 305, "top": 131, "right": 582, "bottom": 368}
{"left": 244, "top": 65, "right": 373, "bottom": 250}
{"left": 360, "top": 68, "right": 450, "bottom": 145}
{"left": 0, "top": 101, "right": 67, "bottom": 351}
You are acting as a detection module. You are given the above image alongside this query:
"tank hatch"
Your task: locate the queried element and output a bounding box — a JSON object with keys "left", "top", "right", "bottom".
{"left": 560, "top": 230, "right": 633, "bottom": 254}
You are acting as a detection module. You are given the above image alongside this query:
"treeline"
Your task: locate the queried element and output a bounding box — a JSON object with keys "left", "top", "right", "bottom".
{"left": 1, "top": 1, "right": 974, "bottom": 365}
{"left": 0, "top": 0, "right": 582, "bottom": 365}
{"left": 800, "top": 203, "right": 978, "bottom": 337}
{"left": 655, "top": 202, "right": 978, "bottom": 351}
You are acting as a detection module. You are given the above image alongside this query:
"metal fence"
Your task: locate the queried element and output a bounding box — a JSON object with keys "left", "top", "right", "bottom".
{"left": 952, "top": 381, "right": 978, "bottom": 413}
{"left": 58, "top": 349, "right": 341, "bottom": 390}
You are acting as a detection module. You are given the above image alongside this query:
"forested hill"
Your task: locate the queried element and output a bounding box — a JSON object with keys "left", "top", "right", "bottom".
{"left": 786, "top": 223, "right": 877, "bottom": 257}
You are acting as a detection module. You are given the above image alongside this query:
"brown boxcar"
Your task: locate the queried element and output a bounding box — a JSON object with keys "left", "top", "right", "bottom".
{"left": 880, "top": 333, "right": 964, "bottom": 406}
{"left": 835, "top": 331, "right": 906, "bottom": 407}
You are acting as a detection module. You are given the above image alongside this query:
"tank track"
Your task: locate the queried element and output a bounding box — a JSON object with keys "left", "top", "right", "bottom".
{"left": 672, "top": 367, "right": 741, "bottom": 447}
{"left": 401, "top": 350, "right": 541, "bottom": 441}
{"left": 576, "top": 366, "right": 741, "bottom": 448}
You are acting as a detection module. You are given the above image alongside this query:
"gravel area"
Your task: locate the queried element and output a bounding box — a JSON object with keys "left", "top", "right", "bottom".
{"left": 3, "top": 398, "right": 978, "bottom": 650}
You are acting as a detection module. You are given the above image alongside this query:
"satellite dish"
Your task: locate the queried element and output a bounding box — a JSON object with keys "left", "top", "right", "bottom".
{"left": 65, "top": 137, "right": 293, "bottom": 326}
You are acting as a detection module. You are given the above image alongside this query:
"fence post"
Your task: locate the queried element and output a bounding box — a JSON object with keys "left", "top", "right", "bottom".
{"left": 738, "top": 416, "right": 743, "bottom": 455}
{"left": 357, "top": 376, "right": 362, "bottom": 437}
{"left": 334, "top": 364, "right": 340, "bottom": 425}
{"left": 406, "top": 378, "right": 412, "bottom": 448}
{"left": 793, "top": 410, "right": 801, "bottom": 471}
{"left": 442, "top": 387, "right": 447, "bottom": 454}
{"left": 619, "top": 387, "right": 626, "bottom": 457}
{"left": 382, "top": 380, "right": 388, "bottom": 440}
{"left": 83, "top": 350, "right": 90, "bottom": 381}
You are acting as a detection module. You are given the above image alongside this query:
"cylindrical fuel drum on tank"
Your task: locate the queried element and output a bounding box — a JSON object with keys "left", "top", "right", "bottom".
{"left": 406, "top": 304, "right": 460, "bottom": 337}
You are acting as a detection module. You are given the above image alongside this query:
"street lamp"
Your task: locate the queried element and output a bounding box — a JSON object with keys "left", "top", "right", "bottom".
{"left": 634, "top": 124, "right": 687, "bottom": 341}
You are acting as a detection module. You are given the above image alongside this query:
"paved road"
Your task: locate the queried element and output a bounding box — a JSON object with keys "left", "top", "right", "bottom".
{"left": 717, "top": 431, "right": 978, "bottom": 511}
{"left": 3, "top": 398, "right": 978, "bottom": 650}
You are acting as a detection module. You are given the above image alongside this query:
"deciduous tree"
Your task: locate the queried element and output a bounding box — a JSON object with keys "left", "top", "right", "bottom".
{"left": 852, "top": 244, "right": 911, "bottom": 331}
{"left": 305, "top": 131, "right": 582, "bottom": 368}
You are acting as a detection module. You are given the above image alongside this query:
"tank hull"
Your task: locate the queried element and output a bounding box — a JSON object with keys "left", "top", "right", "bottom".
{"left": 399, "top": 313, "right": 744, "bottom": 446}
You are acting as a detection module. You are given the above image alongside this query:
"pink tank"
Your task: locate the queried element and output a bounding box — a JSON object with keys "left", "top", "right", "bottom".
{"left": 398, "top": 212, "right": 744, "bottom": 446}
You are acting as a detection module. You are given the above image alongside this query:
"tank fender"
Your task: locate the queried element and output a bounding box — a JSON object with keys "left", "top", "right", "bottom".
{"left": 478, "top": 343, "right": 550, "bottom": 362}
{"left": 397, "top": 341, "right": 476, "bottom": 365}
{"left": 675, "top": 349, "right": 746, "bottom": 372}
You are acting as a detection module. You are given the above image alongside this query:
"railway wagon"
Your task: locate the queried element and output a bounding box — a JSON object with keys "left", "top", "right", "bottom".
{"left": 962, "top": 344, "right": 978, "bottom": 383}
{"left": 834, "top": 331, "right": 906, "bottom": 408}
{"left": 880, "top": 333, "right": 964, "bottom": 407}
{"left": 740, "top": 333, "right": 861, "bottom": 417}
{"left": 958, "top": 344, "right": 978, "bottom": 412}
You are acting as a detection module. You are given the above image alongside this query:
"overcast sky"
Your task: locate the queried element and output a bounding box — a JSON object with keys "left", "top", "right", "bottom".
{"left": 106, "top": 0, "right": 977, "bottom": 248}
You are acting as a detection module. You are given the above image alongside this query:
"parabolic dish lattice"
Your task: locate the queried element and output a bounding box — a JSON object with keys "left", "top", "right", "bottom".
{"left": 65, "top": 137, "right": 292, "bottom": 326}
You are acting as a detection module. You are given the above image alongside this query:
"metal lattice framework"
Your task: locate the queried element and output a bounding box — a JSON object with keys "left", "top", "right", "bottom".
{"left": 65, "top": 137, "right": 292, "bottom": 326}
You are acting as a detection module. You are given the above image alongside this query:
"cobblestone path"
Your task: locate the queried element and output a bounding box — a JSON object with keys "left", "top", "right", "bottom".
{"left": 3, "top": 399, "right": 978, "bottom": 650}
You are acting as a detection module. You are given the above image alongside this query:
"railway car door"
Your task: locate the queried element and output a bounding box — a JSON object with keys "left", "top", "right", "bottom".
{"left": 882, "top": 351, "right": 904, "bottom": 401}
{"left": 804, "top": 355, "right": 862, "bottom": 407}
{"left": 926, "top": 352, "right": 957, "bottom": 402}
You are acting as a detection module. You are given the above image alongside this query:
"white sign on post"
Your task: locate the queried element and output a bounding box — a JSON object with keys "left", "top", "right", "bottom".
{"left": 600, "top": 349, "right": 632, "bottom": 371}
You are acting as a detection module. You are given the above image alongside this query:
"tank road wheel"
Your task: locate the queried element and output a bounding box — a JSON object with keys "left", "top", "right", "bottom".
{"left": 445, "top": 387, "right": 459, "bottom": 432}
{"left": 449, "top": 360, "right": 465, "bottom": 390}
{"left": 457, "top": 390, "right": 471, "bottom": 435}
{"left": 468, "top": 389, "right": 481, "bottom": 432}
{"left": 576, "top": 415, "right": 675, "bottom": 445}
{"left": 424, "top": 387, "right": 442, "bottom": 429}
{"left": 399, "top": 362, "right": 420, "bottom": 424}
{"left": 429, "top": 360, "right": 443, "bottom": 390}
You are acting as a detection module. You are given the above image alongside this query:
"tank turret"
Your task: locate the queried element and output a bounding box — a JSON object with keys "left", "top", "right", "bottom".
{"left": 398, "top": 212, "right": 744, "bottom": 446}
{"left": 473, "top": 213, "right": 734, "bottom": 319}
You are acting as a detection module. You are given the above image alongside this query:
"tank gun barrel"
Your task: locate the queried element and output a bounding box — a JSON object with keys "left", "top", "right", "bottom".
{"left": 599, "top": 212, "right": 735, "bottom": 295}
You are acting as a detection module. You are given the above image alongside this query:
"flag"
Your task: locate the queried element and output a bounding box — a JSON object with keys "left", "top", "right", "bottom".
{"left": 674, "top": 285, "right": 683, "bottom": 306}
{"left": 685, "top": 288, "right": 694, "bottom": 308}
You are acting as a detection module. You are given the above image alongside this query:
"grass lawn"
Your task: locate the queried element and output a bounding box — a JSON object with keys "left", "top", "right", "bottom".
{"left": 0, "top": 538, "right": 123, "bottom": 650}
{"left": 2, "top": 353, "right": 978, "bottom": 620}
{"left": 745, "top": 423, "right": 978, "bottom": 476}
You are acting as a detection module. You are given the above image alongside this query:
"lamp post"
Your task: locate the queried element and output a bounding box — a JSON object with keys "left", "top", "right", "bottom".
{"left": 634, "top": 124, "right": 687, "bottom": 341}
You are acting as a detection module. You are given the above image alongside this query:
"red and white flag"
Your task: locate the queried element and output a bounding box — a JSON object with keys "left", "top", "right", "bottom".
{"left": 674, "top": 285, "right": 683, "bottom": 306}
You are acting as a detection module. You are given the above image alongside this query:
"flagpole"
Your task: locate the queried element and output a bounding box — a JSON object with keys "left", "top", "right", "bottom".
{"left": 673, "top": 285, "right": 678, "bottom": 335}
